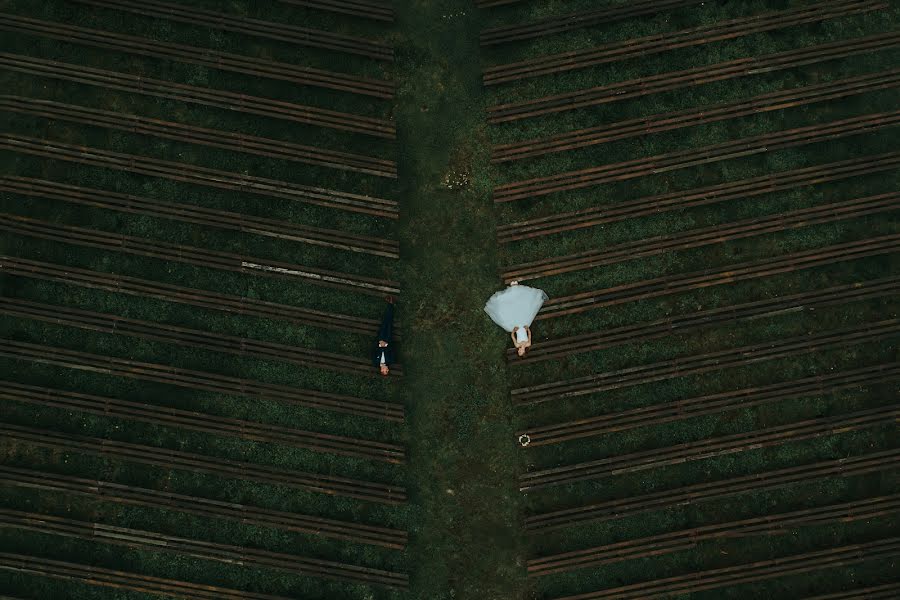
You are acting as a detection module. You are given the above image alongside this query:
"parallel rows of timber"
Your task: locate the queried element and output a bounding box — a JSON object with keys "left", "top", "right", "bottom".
{"left": 0, "top": 54, "right": 396, "bottom": 137}
{"left": 0, "top": 213, "right": 400, "bottom": 295}
{"left": 537, "top": 234, "right": 900, "bottom": 318}
{"left": 0, "top": 97, "right": 397, "bottom": 177}
{"left": 486, "top": 31, "right": 900, "bottom": 122}
{"left": 497, "top": 153, "right": 900, "bottom": 241}
{"left": 0, "top": 423, "right": 407, "bottom": 504}
{"left": 0, "top": 14, "right": 395, "bottom": 97}
{"left": 492, "top": 71, "right": 900, "bottom": 162}
{"left": 509, "top": 277, "right": 899, "bottom": 363}
{"left": 0, "top": 255, "right": 384, "bottom": 335}
{"left": 479, "top": 0, "right": 705, "bottom": 45}
{"left": 1, "top": 135, "right": 399, "bottom": 217}
{"left": 528, "top": 495, "right": 900, "bottom": 576}
{"left": 493, "top": 111, "right": 900, "bottom": 202}
{"left": 277, "top": 0, "right": 395, "bottom": 22}
{"left": 1, "top": 381, "right": 405, "bottom": 461}
{"left": 519, "top": 363, "right": 900, "bottom": 446}
{"left": 0, "top": 296, "right": 404, "bottom": 377}
{"left": 0, "top": 509, "right": 408, "bottom": 587}
{"left": 0, "top": 339, "right": 405, "bottom": 421}
{"left": 512, "top": 319, "right": 899, "bottom": 404}
{"left": 0, "top": 178, "right": 399, "bottom": 256}
{"left": 71, "top": 0, "right": 394, "bottom": 59}
{"left": 525, "top": 450, "right": 900, "bottom": 532}
{"left": 1, "top": 0, "right": 407, "bottom": 595}
{"left": 0, "top": 464, "right": 407, "bottom": 547}
{"left": 502, "top": 193, "right": 900, "bottom": 280}
{"left": 2, "top": 0, "right": 897, "bottom": 598}
{"left": 484, "top": 0, "right": 886, "bottom": 85}
{"left": 519, "top": 406, "right": 898, "bottom": 489}
{"left": 482, "top": 0, "right": 898, "bottom": 598}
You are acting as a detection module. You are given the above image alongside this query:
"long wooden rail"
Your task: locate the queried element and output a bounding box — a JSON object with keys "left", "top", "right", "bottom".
{"left": 1, "top": 134, "right": 398, "bottom": 218}
{"left": 497, "top": 153, "right": 900, "bottom": 242}
{"left": 0, "top": 510, "right": 407, "bottom": 588}
{"left": 538, "top": 234, "right": 900, "bottom": 320}
{"left": 0, "top": 340, "right": 405, "bottom": 422}
{"left": 525, "top": 449, "right": 900, "bottom": 532}
{"left": 804, "top": 583, "right": 900, "bottom": 599}
{"left": 0, "top": 297, "right": 403, "bottom": 377}
{"left": 519, "top": 406, "right": 898, "bottom": 490}
{"left": 484, "top": 1, "right": 883, "bottom": 85}
{"left": 0, "top": 552, "right": 300, "bottom": 600}
{"left": 0, "top": 423, "right": 406, "bottom": 504}
{"left": 520, "top": 363, "right": 900, "bottom": 447}
{"left": 276, "top": 0, "right": 394, "bottom": 23}
{"left": 493, "top": 70, "right": 900, "bottom": 162}
{"left": 0, "top": 14, "right": 394, "bottom": 98}
{"left": 480, "top": 0, "right": 703, "bottom": 46}
{"left": 476, "top": 0, "right": 523, "bottom": 9}
{"left": 548, "top": 538, "right": 900, "bottom": 600}
{"left": 0, "top": 54, "right": 395, "bottom": 137}
{"left": 0, "top": 97, "right": 397, "bottom": 178}
{"left": 512, "top": 319, "right": 900, "bottom": 405}
{"left": 0, "top": 465, "right": 407, "bottom": 548}
{"left": 509, "top": 278, "right": 898, "bottom": 364}
{"left": 502, "top": 193, "right": 899, "bottom": 282}
{"left": 73, "top": 0, "right": 393, "bottom": 60}
{"left": 0, "top": 213, "right": 400, "bottom": 296}
{"left": 529, "top": 495, "right": 900, "bottom": 576}
{"left": 493, "top": 111, "right": 900, "bottom": 202}
{"left": 486, "top": 31, "right": 900, "bottom": 123}
{"left": 0, "top": 381, "right": 404, "bottom": 463}
{"left": 0, "top": 255, "right": 383, "bottom": 336}
{"left": 0, "top": 178, "right": 398, "bottom": 257}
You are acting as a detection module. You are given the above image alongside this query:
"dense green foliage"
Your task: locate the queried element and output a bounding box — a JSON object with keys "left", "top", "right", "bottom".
{"left": 1, "top": 0, "right": 898, "bottom": 599}
{"left": 481, "top": 0, "right": 899, "bottom": 598}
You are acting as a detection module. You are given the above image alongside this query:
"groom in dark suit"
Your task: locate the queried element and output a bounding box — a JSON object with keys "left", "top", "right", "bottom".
{"left": 372, "top": 297, "right": 396, "bottom": 376}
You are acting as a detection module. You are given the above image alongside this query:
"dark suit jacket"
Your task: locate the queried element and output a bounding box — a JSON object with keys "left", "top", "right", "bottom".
{"left": 372, "top": 344, "right": 397, "bottom": 368}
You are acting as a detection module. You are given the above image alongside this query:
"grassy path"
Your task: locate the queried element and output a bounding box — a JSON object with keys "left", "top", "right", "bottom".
{"left": 393, "top": 2, "right": 526, "bottom": 598}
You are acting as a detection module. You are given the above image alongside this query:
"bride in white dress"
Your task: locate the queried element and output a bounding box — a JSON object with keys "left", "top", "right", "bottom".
{"left": 484, "top": 281, "right": 549, "bottom": 357}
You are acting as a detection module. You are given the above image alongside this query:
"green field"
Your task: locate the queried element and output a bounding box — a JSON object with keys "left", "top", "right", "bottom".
{"left": 0, "top": 0, "right": 897, "bottom": 599}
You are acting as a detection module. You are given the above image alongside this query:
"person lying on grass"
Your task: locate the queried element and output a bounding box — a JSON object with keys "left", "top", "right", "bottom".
{"left": 372, "top": 296, "right": 396, "bottom": 376}
{"left": 484, "top": 280, "right": 548, "bottom": 358}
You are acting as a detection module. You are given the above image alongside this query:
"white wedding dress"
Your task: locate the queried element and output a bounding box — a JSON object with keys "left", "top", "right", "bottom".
{"left": 484, "top": 284, "right": 549, "bottom": 332}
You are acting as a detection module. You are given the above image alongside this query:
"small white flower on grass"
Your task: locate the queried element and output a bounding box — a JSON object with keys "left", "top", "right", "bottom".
{"left": 441, "top": 169, "right": 471, "bottom": 190}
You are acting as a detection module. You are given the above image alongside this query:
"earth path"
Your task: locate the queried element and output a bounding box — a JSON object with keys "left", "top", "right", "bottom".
{"left": 394, "top": 1, "right": 526, "bottom": 598}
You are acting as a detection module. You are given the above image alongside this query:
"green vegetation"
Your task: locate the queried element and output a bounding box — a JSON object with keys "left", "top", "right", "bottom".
{"left": 480, "top": 0, "right": 899, "bottom": 598}
{"left": 1, "top": 0, "right": 898, "bottom": 599}
{"left": 1, "top": 0, "right": 407, "bottom": 598}
{"left": 393, "top": 1, "right": 526, "bottom": 598}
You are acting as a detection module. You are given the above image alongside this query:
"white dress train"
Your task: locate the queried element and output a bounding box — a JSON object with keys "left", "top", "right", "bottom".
{"left": 484, "top": 284, "right": 549, "bottom": 332}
